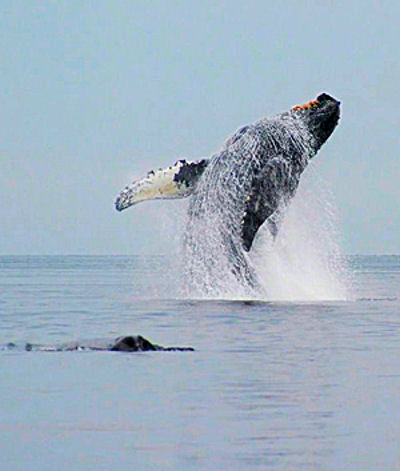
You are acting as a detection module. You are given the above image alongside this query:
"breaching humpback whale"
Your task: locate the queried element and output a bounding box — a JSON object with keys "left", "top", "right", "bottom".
{"left": 115, "top": 93, "right": 340, "bottom": 292}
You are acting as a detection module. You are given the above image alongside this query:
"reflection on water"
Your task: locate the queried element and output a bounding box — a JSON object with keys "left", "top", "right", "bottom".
{"left": 1, "top": 255, "right": 400, "bottom": 470}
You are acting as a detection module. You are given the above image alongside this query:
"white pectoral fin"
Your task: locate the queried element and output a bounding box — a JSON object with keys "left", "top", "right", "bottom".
{"left": 115, "top": 158, "right": 208, "bottom": 211}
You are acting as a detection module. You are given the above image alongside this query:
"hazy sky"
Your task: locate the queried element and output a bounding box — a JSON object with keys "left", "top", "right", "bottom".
{"left": 2, "top": 0, "right": 399, "bottom": 254}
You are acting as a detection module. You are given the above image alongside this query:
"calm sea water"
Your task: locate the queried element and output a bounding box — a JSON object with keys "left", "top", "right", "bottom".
{"left": 1, "top": 255, "right": 399, "bottom": 470}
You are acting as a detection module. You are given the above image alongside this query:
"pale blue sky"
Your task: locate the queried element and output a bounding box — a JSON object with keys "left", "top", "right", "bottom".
{"left": 1, "top": 0, "right": 399, "bottom": 254}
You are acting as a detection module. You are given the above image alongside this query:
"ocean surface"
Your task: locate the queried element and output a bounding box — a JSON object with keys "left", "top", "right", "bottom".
{"left": 1, "top": 254, "right": 400, "bottom": 470}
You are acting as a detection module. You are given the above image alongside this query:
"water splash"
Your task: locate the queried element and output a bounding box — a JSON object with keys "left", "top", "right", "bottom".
{"left": 180, "top": 116, "right": 348, "bottom": 301}
{"left": 251, "top": 170, "right": 349, "bottom": 301}
{"left": 181, "top": 145, "right": 259, "bottom": 299}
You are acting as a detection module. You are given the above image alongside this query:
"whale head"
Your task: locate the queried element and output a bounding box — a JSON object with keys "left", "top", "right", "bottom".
{"left": 291, "top": 93, "right": 340, "bottom": 152}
